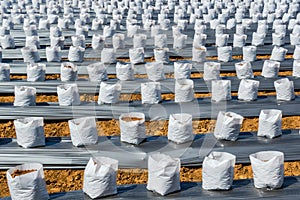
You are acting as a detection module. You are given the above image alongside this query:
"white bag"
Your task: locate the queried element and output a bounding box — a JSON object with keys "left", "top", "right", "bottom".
{"left": 21, "top": 46, "right": 40, "bottom": 63}
{"left": 133, "top": 34, "right": 147, "bottom": 48}
{"left": 175, "top": 79, "right": 194, "bottom": 103}
{"left": 211, "top": 80, "right": 231, "bottom": 102}
{"left": 57, "top": 18, "right": 69, "bottom": 29}
{"left": 192, "top": 47, "right": 206, "bottom": 62}
{"left": 168, "top": 113, "right": 193, "bottom": 144}
{"left": 215, "top": 25, "right": 226, "bottom": 35}
{"left": 39, "top": 18, "right": 50, "bottom": 30}
{"left": 243, "top": 46, "right": 257, "bottom": 62}
{"left": 270, "top": 46, "right": 288, "bottom": 61}
{"left": 57, "top": 83, "right": 81, "bottom": 106}
{"left": 116, "top": 62, "right": 134, "bottom": 81}
{"left": 14, "top": 117, "right": 45, "bottom": 148}
{"left": 91, "top": 18, "right": 103, "bottom": 31}
{"left": 193, "top": 33, "right": 207, "bottom": 48}
{"left": 68, "top": 46, "right": 85, "bottom": 62}
{"left": 173, "top": 34, "right": 187, "bottom": 49}
{"left": 151, "top": 25, "right": 162, "bottom": 37}
{"left": 50, "top": 26, "right": 62, "bottom": 37}
{"left": 26, "top": 36, "right": 40, "bottom": 48}
{"left": 257, "top": 109, "right": 282, "bottom": 139}
{"left": 103, "top": 25, "right": 115, "bottom": 38}
{"left": 235, "top": 61, "right": 254, "bottom": 79}
{"left": 154, "top": 48, "right": 169, "bottom": 63}
{"left": 290, "top": 33, "right": 300, "bottom": 46}
{"left": 129, "top": 47, "right": 144, "bottom": 64}
{"left": 60, "top": 62, "right": 78, "bottom": 82}
{"left": 27, "top": 63, "right": 46, "bottom": 82}
{"left": 155, "top": 34, "right": 167, "bottom": 48}
{"left": 101, "top": 48, "right": 116, "bottom": 63}
{"left": 0, "top": 35, "right": 15, "bottom": 49}
{"left": 127, "top": 24, "right": 140, "bottom": 38}
{"left": 112, "top": 33, "right": 125, "bottom": 49}
{"left": 145, "top": 61, "right": 165, "bottom": 81}
{"left": 72, "top": 35, "right": 85, "bottom": 48}
{"left": 174, "top": 61, "right": 192, "bottom": 79}
{"left": 7, "top": 163, "right": 49, "bottom": 200}
{"left": 75, "top": 26, "right": 88, "bottom": 38}
{"left": 293, "top": 60, "right": 300, "bottom": 77}
{"left": 119, "top": 112, "right": 146, "bottom": 144}
{"left": 141, "top": 82, "right": 161, "bottom": 104}
{"left": 233, "top": 34, "right": 247, "bottom": 48}
{"left": 218, "top": 46, "right": 232, "bottom": 62}
{"left": 249, "top": 151, "right": 284, "bottom": 189}
{"left": 14, "top": 86, "right": 36, "bottom": 106}
{"left": 252, "top": 32, "right": 265, "bottom": 46}
{"left": 50, "top": 36, "right": 64, "bottom": 49}
{"left": 257, "top": 24, "right": 268, "bottom": 34}
{"left": 23, "top": 25, "right": 38, "bottom": 36}
{"left": 236, "top": 24, "right": 245, "bottom": 35}
{"left": 83, "top": 157, "right": 118, "bottom": 199}
{"left": 98, "top": 82, "right": 121, "bottom": 104}
{"left": 272, "top": 33, "right": 285, "bottom": 46}
{"left": 46, "top": 46, "right": 61, "bottom": 62}
{"left": 92, "top": 34, "right": 105, "bottom": 50}
{"left": 214, "top": 111, "right": 244, "bottom": 141}
{"left": 215, "top": 34, "right": 229, "bottom": 47}
{"left": 86, "top": 62, "right": 108, "bottom": 82}
{"left": 0, "top": 63, "right": 10, "bottom": 81}
{"left": 69, "top": 117, "right": 98, "bottom": 147}
{"left": 238, "top": 79, "right": 260, "bottom": 101}
{"left": 262, "top": 60, "right": 280, "bottom": 78}
{"left": 293, "top": 45, "right": 300, "bottom": 59}
{"left": 147, "top": 153, "right": 180, "bottom": 196}
{"left": 274, "top": 78, "right": 295, "bottom": 101}
{"left": 226, "top": 18, "right": 236, "bottom": 29}
{"left": 202, "top": 152, "right": 236, "bottom": 190}
{"left": 203, "top": 62, "right": 221, "bottom": 81}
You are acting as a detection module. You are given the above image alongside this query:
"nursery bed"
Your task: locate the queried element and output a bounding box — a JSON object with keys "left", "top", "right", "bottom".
{"left": 0, "top": 130, "right": 299, "bottom": 169}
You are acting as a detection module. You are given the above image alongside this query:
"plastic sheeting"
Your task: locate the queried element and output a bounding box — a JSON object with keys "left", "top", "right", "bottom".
{"left": 0, "top": 130, "right": 299, "bottom": 169}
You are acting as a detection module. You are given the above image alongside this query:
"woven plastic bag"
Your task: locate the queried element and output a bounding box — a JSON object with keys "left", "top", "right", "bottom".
{"left": 68, "top": 46, "right": 85, "bottom": 62}
{"left": 14, "top": 117, "right": 45, "bottom": 148}
{"left": 218, "top": 46, "right": 232, "bottom": 62}
{"left": 174, "top": 61, "right": 192, "bottom": 80}
{"left": 71, "top": 35, "right": 85, "bottom": 48}
{"left": 154, "top": 34, "right": 167, "bottom": 48}
{"left": 7, "top": 163, "right": 49, "bottom": 200}
{"left": 133, "top": 34, "right": 147, "bottom": 48}
{"left": 252, "top": 32, "right": 265, "bottom": 46}
{"left": 192, "top": 47, "right": 206, "bottom": 62}
{"left": 98, "top": 82, "right": 121, "bottom": 104}
{"left": 141, "top": 82, "right": 161, "bottom": 104}
{"left": 233, "top": 34, "right": 247, "bottom": 48}
{"left": 262, "top": 60, "right": 280, "bottom": 78}
{"left": 211, "top": 80, "right": 231, "bottom": 102}
{"left": 69, "top": 117, "right": 98, "bottom": 147}
{"left": 274, "top": 78, "right": 295, "bottom": 101}
{"left": 249, "top": 151, "right": 284, "bottom": 189}
{"left": 203, "top": 62, "right": 221, "bottom": 81}
{"left": 46, "top": 46, "right": 61, "bottom": 62}
{"left": 83, "top": 157, "right": 118, "bottom": 199}
{"left": 101, "top": 48, "right": 116, "bottom": 64}
{"left": 238, "top": 79, "right": 260, "bottom": 101}
{"left": 270, "top": 46, "right": 288, "bottom": 61}
{"left": 272, "top": 33, "right": 285, "bottom": 46}
{"left": 50, "top": 36, "right": 64, "bottom": 49}
{"left": 92, "top": 34, "right": 105, "bottom": 50}
{"left": 0, "top": 63, "right": 10, "bottom": 81}
{"left": 202, "top": 152, "right": 236, "bottom": 190}
{"left": 173, "top": 34, "right": 187, "bottom": 49}
{"left": 14, "top": 86, "right": 36, "bottom": 106}
{"left": 145, "top": 61, "right": 165, "bottom": 81}
{"left": 119, "top": 112, "right": 146, "bottom": 144}
{"left": 214, "top": 111, "right": 244, "bottom": 141}
{"left": 293, "top": 60, "right": 300, "bottom": 77}
{"left": 175, "top": 79, "right": 194, "bottom": 103}
{"left": 147, "top": 153, "right": 181, "bottom": 196}
{"left": 25, "top": 36, "right": 40, "bottom": 49}
{"left": 129, "top": 47, "right": 144, "bottom": 64}
{"left": 57, "top": 83, "right": 81, "bottom": 106}
{"left": 21, "top": 46, "right": 40, "bottom": 63}
{"left": 243, "top": 46, "right": 257, "bottom": 62}
{"left": 257, "top": 109, "right": 282, "bottom": 139}
{"left": 293, "top": 45, "right": 300, "bottom": 59}
{"left": 168, "top": 113, "right": 193, "bottom": 144}
{"left": 290, "top": 33, "right": 300, "bottom": 46}
{"left": 86, "top": 62, "right": 108, "bottom": 82}
{"left": 27, "top": 63, "right": 46, "bottom": 82}
{"left": 112, "top": 33, "right": 125, "bottom": 49}
{"left": 235, "top": 61, "right": 254, "bottom": 79}
{"left": 215, "top": 34, "right": 229, "bottom": 47}
{"left": 116, "top": 62, "right": 134, "bottom": 81}
{"left": 193, "top": 33, "right": 207, "bottom": 48}
{"left": 0, "top": 35, "right": 15, "bottom": 49}
{"left": 60, "top": 62, "right": 78, "bottom": 82}
{"left": 154, "top": 48, "right": 169, "bottom": 63}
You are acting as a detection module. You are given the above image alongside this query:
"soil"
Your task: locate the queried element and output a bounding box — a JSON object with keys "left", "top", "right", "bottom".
{"left": 121, "top": 117, "right": 143, "bottom": 121}
{"left": 10, "top": 169, "right": 37, "bottom": 178}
